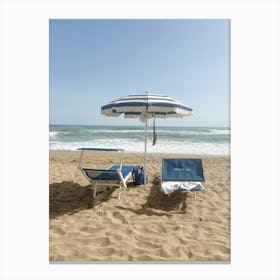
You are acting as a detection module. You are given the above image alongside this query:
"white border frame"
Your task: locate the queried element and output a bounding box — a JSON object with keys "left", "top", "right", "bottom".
{"left": 1, "top": 0, "right": 279, "bottom": 279}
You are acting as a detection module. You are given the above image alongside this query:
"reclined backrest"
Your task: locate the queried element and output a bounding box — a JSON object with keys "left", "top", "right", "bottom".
{"left": 162, "top": 158, "right": 205, "bottom": 182}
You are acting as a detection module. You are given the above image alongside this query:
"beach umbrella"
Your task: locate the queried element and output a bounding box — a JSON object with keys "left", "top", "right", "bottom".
{"left": 101, "top": 92, "right": 193, "bottom": 185}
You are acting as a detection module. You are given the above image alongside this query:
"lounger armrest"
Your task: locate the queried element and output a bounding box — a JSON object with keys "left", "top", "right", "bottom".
{"left": 78, "top": 148, "right": 124, "bottom": 152}
{"left": 82, "top": 168, "right": 118, "bottom": 173}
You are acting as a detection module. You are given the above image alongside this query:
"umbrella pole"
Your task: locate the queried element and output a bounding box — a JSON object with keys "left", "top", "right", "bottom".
{"left": 144, "top": 117, "right": 148, "bottom": 186}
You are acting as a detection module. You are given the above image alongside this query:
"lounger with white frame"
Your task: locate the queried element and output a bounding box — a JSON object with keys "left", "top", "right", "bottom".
{"left": 161, "top": 158, "right": 205, "bottom": 198}
{"left": 78, "top": 148, "right": 136, "bottom": 200}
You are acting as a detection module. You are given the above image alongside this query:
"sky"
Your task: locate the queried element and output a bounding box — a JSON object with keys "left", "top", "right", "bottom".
{"left": 49, "top": 19, "right": 230, "bottom": 127}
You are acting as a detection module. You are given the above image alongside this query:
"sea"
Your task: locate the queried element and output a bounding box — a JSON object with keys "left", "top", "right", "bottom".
{"left": 49, "top": 125, "right": 230, "bottom": 155}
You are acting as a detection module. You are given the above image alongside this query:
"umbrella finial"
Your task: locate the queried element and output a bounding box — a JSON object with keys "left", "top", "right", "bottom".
{"left": 145, "top": 91, "right": 148, "bottom": 94}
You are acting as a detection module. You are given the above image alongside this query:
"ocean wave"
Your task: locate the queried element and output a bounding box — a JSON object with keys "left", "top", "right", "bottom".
{"left": 154, "top": 129, "right": 230, "bottom": 136}
{"left": 49, "top": 128, "right": 230, "bottom": 137}
{"left": 49, "top": 126, "right": 230, "bottom": 155}
{"left": 49, "top": 131, "right": 59, "bottom": 137}
{"left": 49, "top": 139, "right": 230, "bottom": 155}
{"left": 209, "top": 129, "right": 230, "bottom": 135}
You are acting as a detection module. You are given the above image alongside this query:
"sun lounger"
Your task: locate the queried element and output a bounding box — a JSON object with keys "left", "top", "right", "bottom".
{"left": 78, "top": 148, "right": 136, "bottom": 200}
{"left": 161, "top": 158, "right": 205, "bottom": 197}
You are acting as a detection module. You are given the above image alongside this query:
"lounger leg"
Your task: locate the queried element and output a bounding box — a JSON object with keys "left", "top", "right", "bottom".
{"left": 117, "top": 170, "right": 127, "bottom": 200}
{"left": 117, "top": 170, "right": 127, "bottom": 189}
{"left": 118, "top": 188, "right": 122, "bottom": 200}
{"left": 92, "top": 181, "right": 97, "bottom": 199}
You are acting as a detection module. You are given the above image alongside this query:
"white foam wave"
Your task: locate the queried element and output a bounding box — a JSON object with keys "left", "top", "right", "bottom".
{"left": 49, "top": 131, "right": 71, "bottom": 136}
{"left": 157, "top": 130, "right": 230, "bottom": 136}
{"left": 49, "top": 139, "right": 230, "bottom": 155}
{"left": 50, "top": 129, "right": 230, "bottom": 137}
{"left": 84, "top": 129, "right": 143, "bottom": 134}
{"left": 49, "top": 131, "right": 59, "bottom": 139}
{"left": 209, "top": 129, "right": 230, "bottom": 135}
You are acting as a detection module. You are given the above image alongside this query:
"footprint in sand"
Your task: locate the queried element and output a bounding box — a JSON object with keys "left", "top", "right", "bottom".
{"left": 50, "top": 226, "right": 66, "bottom": 237}
{"left": 93, "top": 236, "right": 112, "bottom": 247}
{"left": 79, "top": 226, "right": 101, "bottom": 234}
{"left": 112, "top": 211, "right": 127, "bottom": 224}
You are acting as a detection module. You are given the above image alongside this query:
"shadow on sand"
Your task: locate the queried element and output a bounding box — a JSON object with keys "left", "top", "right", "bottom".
{"left": 49, "top": 181, "right": 116, "bottom": 218}
{"left": 115, "top": 179, "right": 189, "bottom": 216}
{"left": 49, "top": 179, "right": 189, "bottom": 218}
{"left": 142, "top": 180, "right": 188, "bottom": 212}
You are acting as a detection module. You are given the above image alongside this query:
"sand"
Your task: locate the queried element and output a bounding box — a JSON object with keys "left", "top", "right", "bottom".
{"left": 49, "top": 151, "right": 230, "bottom": 261}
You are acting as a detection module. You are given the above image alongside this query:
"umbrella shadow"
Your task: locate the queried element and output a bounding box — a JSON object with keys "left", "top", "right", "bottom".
{"left": 49, "top": 181, "right": 115, "bottom": 218}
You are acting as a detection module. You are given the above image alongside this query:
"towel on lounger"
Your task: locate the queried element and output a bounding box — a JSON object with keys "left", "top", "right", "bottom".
{"left": 161, "top": 181, "right": 204, "bottom": 195}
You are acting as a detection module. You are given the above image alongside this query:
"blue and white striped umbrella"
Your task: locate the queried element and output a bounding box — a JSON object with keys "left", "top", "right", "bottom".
{"left": 101, "top": 93, "right": 193, "bottom": 185}
{"left": 101, "top": 93, "right": 192, "bottom": 119}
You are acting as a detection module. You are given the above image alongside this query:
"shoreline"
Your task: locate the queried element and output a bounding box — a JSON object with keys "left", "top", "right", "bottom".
{"left": 49, "top": 150, "right": 230, "bottom": 158}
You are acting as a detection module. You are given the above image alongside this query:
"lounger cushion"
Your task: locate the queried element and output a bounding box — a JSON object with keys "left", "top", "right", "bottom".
{"left": 82, "top": 165, "right": 135, "bottom": 181}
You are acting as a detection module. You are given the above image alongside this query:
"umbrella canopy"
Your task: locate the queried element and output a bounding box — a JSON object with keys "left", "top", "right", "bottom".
{"left": 101, "top": 93, "right": 193, "bottom": 185}
{"left": 101, "top": 93, "right": 192, "bottom": 119}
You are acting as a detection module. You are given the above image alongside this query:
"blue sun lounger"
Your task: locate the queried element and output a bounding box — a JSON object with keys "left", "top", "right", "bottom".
{"left": 161, "top": 158, "right": 205, "bottom": 197}
{"left": 78, "top": 148, "right": 136, "bottom": 200}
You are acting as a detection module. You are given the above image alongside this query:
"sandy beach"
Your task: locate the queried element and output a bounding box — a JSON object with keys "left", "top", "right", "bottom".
{"left": 49, "top": 150, "right": 230, "bottom": 261}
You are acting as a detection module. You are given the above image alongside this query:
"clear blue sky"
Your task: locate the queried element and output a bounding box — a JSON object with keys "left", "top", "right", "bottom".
{"left": 49, "top": 19, "right": 230, "bottom": 127}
